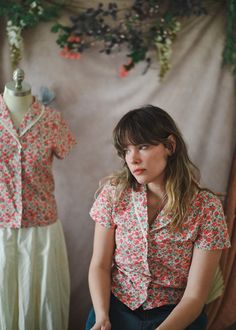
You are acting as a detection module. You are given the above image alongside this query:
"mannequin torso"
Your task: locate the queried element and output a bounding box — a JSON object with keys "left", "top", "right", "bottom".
{"left": 3, "top": 87, "right": 33, "bottom": 128}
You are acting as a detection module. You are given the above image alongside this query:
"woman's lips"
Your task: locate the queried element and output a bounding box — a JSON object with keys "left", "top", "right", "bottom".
{"left": 133, "top": 169, "right": 145, "bottom": 175}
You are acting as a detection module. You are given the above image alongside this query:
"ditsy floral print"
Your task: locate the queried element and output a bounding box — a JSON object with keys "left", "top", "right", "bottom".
{"left": 0, "top": 95, "right": 76, "bottom": 228}
{"left": 90, "top": 183, "right": 231, "bottom": 310}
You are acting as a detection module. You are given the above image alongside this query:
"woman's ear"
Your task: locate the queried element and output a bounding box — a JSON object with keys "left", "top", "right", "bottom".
{"left": 166, "top": 134, "right": 176, "bottom": 155}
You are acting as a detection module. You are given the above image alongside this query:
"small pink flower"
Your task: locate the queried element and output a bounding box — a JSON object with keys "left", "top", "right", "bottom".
{"left": 118, "top": 58, "right": 134, "bottom": 77}
{"left": 59, "top": 46, "right": 70, "bottom": 58}
{"left": 67, "top": 35, "right": 81, "bottom": 43}
{"left": 119, "top": 65, "right": 129, "bottom": 78}
{"left": 69, "top": 52, "right": 81, "bottom": 59}
{"left": 59, "top": 50, "right": 67, "bottom": 58}
{"left": 59, "top": 47, "right": 81, "bottom": 60}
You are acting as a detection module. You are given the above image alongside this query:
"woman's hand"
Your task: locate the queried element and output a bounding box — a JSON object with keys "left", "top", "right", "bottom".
{"left": 90, "top": 318, "right": 111, "bottom": 330}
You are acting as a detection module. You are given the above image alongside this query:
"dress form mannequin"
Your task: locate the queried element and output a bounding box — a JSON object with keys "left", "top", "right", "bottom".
{"left": 3, "top": 68, "right": 33, "bottom": 128}
{"left": 0, "top": 68, "right": 76, "bottom": 330}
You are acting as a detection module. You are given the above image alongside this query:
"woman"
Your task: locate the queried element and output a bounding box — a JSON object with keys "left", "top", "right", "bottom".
{"left": 87, "top": 105, "right": 230, "bottom": 330}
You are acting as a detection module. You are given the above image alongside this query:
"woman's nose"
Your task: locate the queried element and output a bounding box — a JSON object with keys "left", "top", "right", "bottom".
{"left": 129, "top": 151, "right": 141, "bottom": 164}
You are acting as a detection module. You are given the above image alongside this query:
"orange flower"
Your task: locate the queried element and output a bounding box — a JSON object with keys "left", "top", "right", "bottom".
{"left": 68, "top": 52, "right": 81, "bottom": 59}
{"left": 118, "top": 65, "right": 129, "bottom": 78}
{"left": 67, "top": 35, "right": 81, "bottom": 43}
{"left": 59, "top": 47, "right": 81, "bottom": 60}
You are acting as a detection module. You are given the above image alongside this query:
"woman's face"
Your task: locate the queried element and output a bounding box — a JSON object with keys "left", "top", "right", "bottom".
{"left": 124, "top": 142, "right": 172, "bottom": 187}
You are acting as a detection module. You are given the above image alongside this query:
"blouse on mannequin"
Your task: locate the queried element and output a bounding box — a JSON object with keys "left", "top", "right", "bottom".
{"left": 0, "top": 70, "right": 76, "bottom": 228}
{"left": 0, "top": 69, "right": 76, "bottom": 330}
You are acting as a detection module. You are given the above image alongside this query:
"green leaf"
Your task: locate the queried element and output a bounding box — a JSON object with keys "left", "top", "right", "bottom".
{"left": 51, "top": 23, "right": 61, "bottom": 33}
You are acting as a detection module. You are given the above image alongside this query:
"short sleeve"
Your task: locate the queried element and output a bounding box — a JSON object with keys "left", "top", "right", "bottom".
{"left": 52, "top": 112, "right": 77, "bottom": 159}
{"left": 195, "top": 195, "right": 231, "bottom": 250}
{"left": 90, "top": 184, "right": 116, "bottom": 229}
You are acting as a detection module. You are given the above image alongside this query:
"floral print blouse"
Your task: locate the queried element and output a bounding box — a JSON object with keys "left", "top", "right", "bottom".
{"left": 0, "top": 95, "right": 76, "bottom": 228}
{"left": 90, "top": 183, "right": 231, "bottom": 310}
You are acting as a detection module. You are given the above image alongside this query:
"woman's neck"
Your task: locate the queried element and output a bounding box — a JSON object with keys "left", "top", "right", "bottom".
{"left": 3, "top": 87, "right": 33, "bottom": 128}
{"left": 146, "top": 184, "right": 167, "bottom": 225}
{"left": 147, "top": 182, "right": 166, "bottom": 200}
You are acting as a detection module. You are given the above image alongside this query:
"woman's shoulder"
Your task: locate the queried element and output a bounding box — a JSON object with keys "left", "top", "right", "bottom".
{"left": 186, "top": 189, "right": 225, "bottom": 229}
{"left": 99, "top": 177, "right": 120, "bottom": 189}
{"left": 96, "top": 178, "right": 133, "bottom": 204}
{"left": 95, "top": 180, "right": 116, "bottom": 197}
{"left": 99, "top": 176, "right": 131, "bottom": 192}
{"left": 193, "top": 189, "right": 223, "bottom": 210}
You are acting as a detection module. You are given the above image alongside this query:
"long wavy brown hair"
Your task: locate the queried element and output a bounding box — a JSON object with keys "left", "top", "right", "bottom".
{"left": 107, "top": 104, "right": 202, "bottom": 229}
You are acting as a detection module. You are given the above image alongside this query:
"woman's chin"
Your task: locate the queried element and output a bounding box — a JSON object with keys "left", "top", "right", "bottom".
{"left": 135, "top": 177, "right": 148, "bottom": 185}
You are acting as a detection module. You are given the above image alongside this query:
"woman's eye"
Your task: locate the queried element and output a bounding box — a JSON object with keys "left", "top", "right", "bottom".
{"left": 139, "top": 145, "right": 149, "bottom": 150}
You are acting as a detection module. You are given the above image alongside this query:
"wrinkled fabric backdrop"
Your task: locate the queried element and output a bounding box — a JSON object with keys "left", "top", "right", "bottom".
{"left": 0, "top": 2, "right": 235, "bottom": 329}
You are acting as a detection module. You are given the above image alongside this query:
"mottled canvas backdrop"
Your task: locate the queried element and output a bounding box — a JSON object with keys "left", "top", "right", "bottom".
{"left": 0, "top": 3, "right": 235, "bottom": 329}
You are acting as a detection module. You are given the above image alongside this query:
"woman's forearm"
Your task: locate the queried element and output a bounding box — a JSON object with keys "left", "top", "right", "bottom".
{"left": 88, "top": 264, "right": 111, "bottom": 320}
{"left": 157, "top": 248, "right": 222, "bottom": 329}
{"left": 157, "top": 297, "right": 204, "bottom": 330}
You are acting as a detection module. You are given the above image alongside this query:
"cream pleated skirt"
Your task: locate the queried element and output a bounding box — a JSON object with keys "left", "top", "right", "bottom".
{"left": 0, "top": 221, "right": 70, "bottom": 330}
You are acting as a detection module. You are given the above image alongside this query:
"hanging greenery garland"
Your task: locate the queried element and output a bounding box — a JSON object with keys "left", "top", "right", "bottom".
{"left": 51, "top": 0, "right": 236, "bottom": 78}
{"left": 0, "top": 0, "right": 235, "bottom": 79}
{"left": 0, "top": 0, "right": 62, "bottom": 70}
{"left": 223, "top": 0, "right": 236, "bottom": 75}
{"left": 51, "top": 0, "right": 208, "bottom": 78}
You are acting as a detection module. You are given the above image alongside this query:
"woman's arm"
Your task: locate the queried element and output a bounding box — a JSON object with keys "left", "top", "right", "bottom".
{"left": 88, "top": 222, "right": 115, "bottom": 330}
{"left": 156, "top": 247, "right": 222, "bottom": 330}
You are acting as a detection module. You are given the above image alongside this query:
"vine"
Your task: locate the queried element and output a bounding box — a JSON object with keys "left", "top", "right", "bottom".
{"left": 223, "top": 0, "right": 236, "bottom": 75}
{"left": 0, "top": 0, "right": 61, "bottom": 69}
{"left": 52, "top": 0, "right": 207, "bottom": 78}
{"left": 0, "top": 1, "right": 235, "bottom": 79}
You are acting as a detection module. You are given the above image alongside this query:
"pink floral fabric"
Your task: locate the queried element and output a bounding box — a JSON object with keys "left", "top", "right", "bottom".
{"left": 0, "top": 95, "right": 76, "bottom": 228}
{"left": 90, "top": 183, "right": 231, "bottom": 310}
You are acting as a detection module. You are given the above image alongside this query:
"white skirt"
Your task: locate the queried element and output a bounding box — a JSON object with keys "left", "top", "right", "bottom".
{"left": 0, "top": 221, "right": 70, "bottom": 330}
